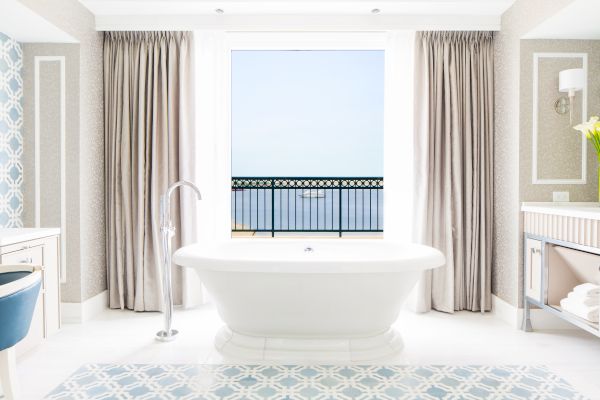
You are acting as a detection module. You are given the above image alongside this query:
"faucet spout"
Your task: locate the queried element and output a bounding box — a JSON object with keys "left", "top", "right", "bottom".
{"left": 160, "top": 180, "right": 202, "bottom": 229}
{"left": 166, "top": 180, "right": 202, "bottom": 202}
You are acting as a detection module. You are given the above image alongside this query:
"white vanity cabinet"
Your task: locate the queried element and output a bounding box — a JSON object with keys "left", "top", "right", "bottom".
{"left": 522, "top": 203, "right": 600, "bottom": 337}
{"left": 0, "top": 228, "right": 61, "bottom": 355}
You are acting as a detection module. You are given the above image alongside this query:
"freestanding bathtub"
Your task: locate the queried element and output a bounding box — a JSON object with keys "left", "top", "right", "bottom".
{"left": 173, "top": 239, "right": 445, "bottom": 361}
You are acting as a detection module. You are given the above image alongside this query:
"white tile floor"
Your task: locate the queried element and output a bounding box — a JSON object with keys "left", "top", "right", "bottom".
{"left": 16, "top": 304, "right": 600, "bottom": 400}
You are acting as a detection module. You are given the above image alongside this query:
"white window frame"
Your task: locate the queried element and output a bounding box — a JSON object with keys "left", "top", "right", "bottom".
{"left": 194, "top": 31, "right": 414, "bottom": 242}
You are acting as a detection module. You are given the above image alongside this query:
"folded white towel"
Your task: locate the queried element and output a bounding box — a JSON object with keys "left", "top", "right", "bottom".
{"left": 572, "top": 283, "right": 600, "bottom": 297}
{"left": 560, "top": 298, "right": 599, "bottom": 323}
{"left": 567, "top": 291, "right": 600, "bottom": 307}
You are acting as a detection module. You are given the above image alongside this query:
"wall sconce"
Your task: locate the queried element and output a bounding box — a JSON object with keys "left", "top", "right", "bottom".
{"left": 557, "top": 68, "right": 585, "bottom": 124}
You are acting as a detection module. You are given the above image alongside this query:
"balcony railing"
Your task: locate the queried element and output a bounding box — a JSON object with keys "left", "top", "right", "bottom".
{"left": 231, "top": 177, "right": 383, "bottom": 237}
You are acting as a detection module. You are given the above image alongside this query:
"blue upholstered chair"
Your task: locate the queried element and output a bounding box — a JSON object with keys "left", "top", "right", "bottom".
{"left": 0, "top": 266, "right": 42, "bottom": 400}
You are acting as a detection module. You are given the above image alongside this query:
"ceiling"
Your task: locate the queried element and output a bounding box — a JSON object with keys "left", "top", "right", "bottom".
{"left": 524, "top": 0, "right": 600, "bottom": 40}
{"left": 0, "top": 0, "right": 77, "bottom": 42}
{"left": 79, "top": 0, "right": 516, "bottom": 31}
{"left": 81, "top": 0, "right": 515, "bottom": 16}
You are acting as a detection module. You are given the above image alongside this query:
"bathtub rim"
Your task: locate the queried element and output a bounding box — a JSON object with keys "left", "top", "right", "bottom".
{"left": 173, "top": 239, "right": 445, "bottom": 273}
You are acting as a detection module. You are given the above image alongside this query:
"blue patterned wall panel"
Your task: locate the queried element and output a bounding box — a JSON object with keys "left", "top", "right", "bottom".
{"left": 0, "top": 32, "right": 23, "bottom": 228}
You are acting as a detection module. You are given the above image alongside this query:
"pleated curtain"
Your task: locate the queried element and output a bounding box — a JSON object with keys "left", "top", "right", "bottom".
{"left": 104, "top": 31, "right": 197, "bottom": 311}
{"left": 412, "top": 31, "right": 494, "bottom": 313}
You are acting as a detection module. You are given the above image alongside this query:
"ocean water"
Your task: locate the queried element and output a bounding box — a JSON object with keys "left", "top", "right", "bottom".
{"left": 231, "top": 188, "right": 383, "bottom": 232}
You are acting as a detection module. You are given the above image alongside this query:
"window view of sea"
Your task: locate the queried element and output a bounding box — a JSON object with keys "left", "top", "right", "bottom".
{"left": 230, "top": 50, "right": 384, "bottom": 237}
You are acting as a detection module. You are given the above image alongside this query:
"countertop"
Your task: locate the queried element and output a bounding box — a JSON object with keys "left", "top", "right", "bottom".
{"left": 521, "top": 202, "right": 600, "bottom": 220}
{"left": 0, "top": 228, "right": 61, "bottom": 247}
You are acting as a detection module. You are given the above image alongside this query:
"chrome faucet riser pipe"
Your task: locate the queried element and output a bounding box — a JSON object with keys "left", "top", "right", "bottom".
{"left": 156, "top": 180, "right": 201, "bottom": 342}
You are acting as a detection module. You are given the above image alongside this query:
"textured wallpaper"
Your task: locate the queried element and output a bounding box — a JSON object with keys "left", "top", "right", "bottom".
{"left": 514, "top": 39, "right": 600, "bottom": 308}
{"left": 520, "top": 40, "right": 600, "bottom": 202}
{"left": 0, "top": 32, "right": 23, "bottom": 228}
{"left": 493, "top": 0, "right": 576, "bottom": 307}
{"left": 21, "top": 43, "right": 83, "bottom": 303}
{"left": 18, "top": 0, "right": 105, "bottom": 303}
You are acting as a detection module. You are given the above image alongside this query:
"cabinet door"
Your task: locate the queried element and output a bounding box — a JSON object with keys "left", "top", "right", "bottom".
{"left": 525, "top": 238, "right": 543, "bottom": 302}
{"left": 0, "top": 246, "right": 45, "bottom": 356}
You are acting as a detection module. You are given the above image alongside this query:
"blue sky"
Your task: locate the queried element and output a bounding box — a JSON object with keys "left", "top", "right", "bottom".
{"left": 231, "top": 50, "right": 384, "bottom": 177}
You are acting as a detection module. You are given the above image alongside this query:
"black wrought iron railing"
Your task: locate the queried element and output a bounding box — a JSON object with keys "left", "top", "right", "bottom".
{"left": 231, "top": 177, "right": 383, "bottom": 237}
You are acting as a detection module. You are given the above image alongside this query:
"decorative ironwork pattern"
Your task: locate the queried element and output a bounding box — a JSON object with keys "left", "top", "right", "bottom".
{"left": 231, "top": 177, "right": 384, "bottom": 237}
{"left": 231, "top": 178, "right": 272, "bottom": 189}
{"left": 232, "top": 177, "right": 383, "bottom": 189}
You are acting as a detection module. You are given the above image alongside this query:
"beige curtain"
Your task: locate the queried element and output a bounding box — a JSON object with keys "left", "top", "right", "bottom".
{"left": 413, "top": 31, "right": 494, "bottom": 313}
{"left": 104, "top": 31, "right": 196, "bottom": 311}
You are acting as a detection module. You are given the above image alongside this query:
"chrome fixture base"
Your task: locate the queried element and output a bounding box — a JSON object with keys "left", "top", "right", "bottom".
{"left": 156, "top": 329, "right": 179, "bottom": 342}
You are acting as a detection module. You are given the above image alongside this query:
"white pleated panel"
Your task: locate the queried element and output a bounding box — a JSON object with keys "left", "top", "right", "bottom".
{"left": 523, "top": 212, "right": 600, "bottom": 248}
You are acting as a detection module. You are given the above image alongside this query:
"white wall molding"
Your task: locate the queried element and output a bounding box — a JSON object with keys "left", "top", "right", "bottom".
{"left": 92, "top": 14, "right": 502, "bottom": 32}
{"left": 492, "top": 294, "right": 576, "bottom": 330}
{"left": 531, "top": 52, "right": 588, "bottom": 185}
{"left": 34, "top": 56, "right": 67, "bottom": 283}
{"left": 61, "top": 290, "right": 108, "bottom": 324}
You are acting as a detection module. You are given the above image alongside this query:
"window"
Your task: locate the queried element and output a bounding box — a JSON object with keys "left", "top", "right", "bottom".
{"left": 230, "top": 50, "right": 384, "bottom": 237}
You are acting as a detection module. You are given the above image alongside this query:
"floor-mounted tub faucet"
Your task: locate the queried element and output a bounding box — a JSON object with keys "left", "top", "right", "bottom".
{"left": 156, "top": 180, "right": 201, "bottom": 342}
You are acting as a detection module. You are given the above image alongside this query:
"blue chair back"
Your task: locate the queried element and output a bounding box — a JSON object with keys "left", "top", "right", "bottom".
{"left": 0, "top": 270, "right": 42, "bottom": 351}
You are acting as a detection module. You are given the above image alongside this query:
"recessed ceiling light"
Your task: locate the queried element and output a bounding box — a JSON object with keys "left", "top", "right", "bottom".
{"left": 215, "top": 8, "right": 224, "bottom": 14}
{"left": 371, "top": 8, "right": 381, "bottom": 14}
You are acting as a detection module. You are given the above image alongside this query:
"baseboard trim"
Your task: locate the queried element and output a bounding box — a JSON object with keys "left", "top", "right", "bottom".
{"left": 491, "top": 294, "right": 520, "bottom": 328}
{"left": 61, "top": 290, "right": 108, "bottom": 324}
{"left": 491, "top": 294, "right": 576, "bottom": 330}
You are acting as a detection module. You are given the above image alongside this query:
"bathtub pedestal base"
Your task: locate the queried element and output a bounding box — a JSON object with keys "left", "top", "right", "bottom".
{"left": 215, "top": 326, "right": 404, "bottom": 362}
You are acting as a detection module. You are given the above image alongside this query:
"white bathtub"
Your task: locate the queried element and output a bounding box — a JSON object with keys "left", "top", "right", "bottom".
{"left": 173, "top": 239, "right": 444, "bottom": 361}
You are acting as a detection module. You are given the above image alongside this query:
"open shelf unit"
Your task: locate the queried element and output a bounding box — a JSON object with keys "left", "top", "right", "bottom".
{"left": 523, "top": 234, "right": 600, "bottom": 337}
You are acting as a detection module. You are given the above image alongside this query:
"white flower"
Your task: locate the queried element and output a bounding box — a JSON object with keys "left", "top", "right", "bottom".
{"left": 574, "top": 116, "right": 599, "bottom": 136}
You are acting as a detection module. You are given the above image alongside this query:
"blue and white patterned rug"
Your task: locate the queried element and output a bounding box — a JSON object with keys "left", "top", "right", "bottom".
{"left": 45, "top": 364, "right": 586, "bottom": 399}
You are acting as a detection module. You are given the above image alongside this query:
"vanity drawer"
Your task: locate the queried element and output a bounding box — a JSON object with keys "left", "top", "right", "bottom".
{"left": 1, "top": 245, "right": 45, "bottom": 293}
{"left": 525, "top": 238, "right": 543, "bottom": 302}
{"left": 1, "top": 245, "right": 44, "bottom": 268}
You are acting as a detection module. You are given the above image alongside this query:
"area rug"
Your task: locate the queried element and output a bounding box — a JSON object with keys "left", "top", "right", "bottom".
{"left": 45, "top": 364, "right": 586, "bottom": 399}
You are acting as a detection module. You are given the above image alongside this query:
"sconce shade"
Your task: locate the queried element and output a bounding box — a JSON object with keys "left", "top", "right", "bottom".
{"left": 559, "top": 68, "right": 585, "bottom": 93}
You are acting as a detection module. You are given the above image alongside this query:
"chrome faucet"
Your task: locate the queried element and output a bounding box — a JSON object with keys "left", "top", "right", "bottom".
{"left": 156, "top": 180, "right": 201, "bottom": 342}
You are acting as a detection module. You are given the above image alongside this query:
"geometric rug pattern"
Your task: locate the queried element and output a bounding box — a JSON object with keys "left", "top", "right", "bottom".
{"left": 45, "top": 364, "right": 587, "bottom": 399}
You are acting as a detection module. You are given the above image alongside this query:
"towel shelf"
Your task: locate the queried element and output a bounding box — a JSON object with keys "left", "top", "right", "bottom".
{"left": 552, "top": 304, "right": 599, "bottom": 330}
{"left": 523, "top": 233, "right": 600, "bottom": 338}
